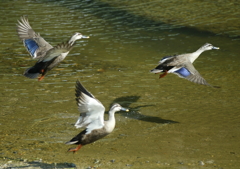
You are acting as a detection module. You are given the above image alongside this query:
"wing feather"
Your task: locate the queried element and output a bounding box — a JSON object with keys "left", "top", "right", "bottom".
{"left": 17, "top": 16, "right": 53, "bottom": 59}
{"left": 40, "top": 42, "right": 73, "bottom": 62}
{"left": 173, "top": 62, "right": 211, "bottom": 86}
{"left": 74, "top": 80, "right": 105, "bottom": 134}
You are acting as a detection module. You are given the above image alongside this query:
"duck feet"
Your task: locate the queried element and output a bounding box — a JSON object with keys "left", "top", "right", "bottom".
{"left": 38, "top": 75, "right": 45, "bottom": 81}
{"left": 68, "top": 144, "right": 82, "bottom": 153}
{"left": 159, "top": 71, "right": 168, "bottom": 79}
{"left": 38, "top": 69, "right": 45, "bottom": 81}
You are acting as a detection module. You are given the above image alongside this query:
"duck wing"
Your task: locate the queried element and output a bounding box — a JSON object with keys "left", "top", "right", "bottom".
{"left": 152, "top": 54, "right": 186, "bottom": 73}
{"left": 23, "top": 42, "right": 73, "bottom": 79}
{"left": 40, "top": 42, "right": 73, "bottom": 62}
{"left": 166, "top": 54, "right": 190, "bottom": 66}
{"left": 17, "top": 16, "right": 53, "bottom": 59}
{"left": 159, "top": 55, "right": 175, "bottom": 63}
{"left": 150, "top": 55, "right": 176, "bottom": 73}
{"left": 74, "top": 80, "right": 105, "bottom": 134}
{"left": 173, "top": 62, "right": 211, "bottom": 86}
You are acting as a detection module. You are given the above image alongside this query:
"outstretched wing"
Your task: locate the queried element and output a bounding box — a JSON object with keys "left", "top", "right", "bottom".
{"left": 74, "top": 80, "right": 105, "bottom": 134}
{"left": 173, "top": 62, "right": 211, "bottom": 86}
{"left": 17, "top": 16, "right": 53, "bottom": 59}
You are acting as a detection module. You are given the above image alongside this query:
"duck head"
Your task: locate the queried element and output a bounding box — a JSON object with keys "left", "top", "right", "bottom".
{"left": 201, "top": 43, "right": 220, "bottom": 51}
{"left": 110, "top": 103, "right": 129, "bottom": 113}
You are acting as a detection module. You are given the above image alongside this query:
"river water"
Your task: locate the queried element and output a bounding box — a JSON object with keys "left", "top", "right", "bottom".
{"left": 0, "top": 0, "right": 240, "bottom": 168}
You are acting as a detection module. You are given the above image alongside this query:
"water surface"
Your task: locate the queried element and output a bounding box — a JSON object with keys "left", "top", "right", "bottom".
{"left": 0, "top": 0, "right": 240, "bottom": 168}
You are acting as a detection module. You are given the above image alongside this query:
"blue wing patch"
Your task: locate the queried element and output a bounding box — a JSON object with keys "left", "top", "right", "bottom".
{"left": 174, "top": 67, "right": 191, "bottom": 77}
{"left": 24, "top": 39, "right": 39, "bottom": 57}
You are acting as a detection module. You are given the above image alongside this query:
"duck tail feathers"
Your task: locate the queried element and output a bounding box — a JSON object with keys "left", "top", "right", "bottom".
{"left": 65, "top": 129, "right": 87, "bottom": 145}
{"left": 65, "top": 140, "right": 78, "bottom": 145}
{"left": 151, "top": 64, "right": 175, "bottom": 73}
{"left": 23, "top": 67, "right": 40, "bottom": 79}
{"left": 150, "top": 68, "right": 163, "bottom": 73}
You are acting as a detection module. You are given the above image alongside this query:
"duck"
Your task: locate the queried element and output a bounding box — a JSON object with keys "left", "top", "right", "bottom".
{"left": 16, "top": 16, "right": 89, "bottom": 81}
{"left": 150, "top": 43, "right": 219, "bottom": 87}
{"left": 66, "top": 80, "right": 129, "bottom": 153}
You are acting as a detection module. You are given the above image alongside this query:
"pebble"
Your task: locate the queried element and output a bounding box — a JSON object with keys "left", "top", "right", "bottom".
{"left": 206, "top": 160, "right": 214, "bottom": 164}
{"left": 198, "top": 161, "right": 205, "bottom": 166}
{"left": 164, "top": 163, "right": 170, "bottom": 166}
{"left": 94, "top": 159, "right": 100, "bottom": 164}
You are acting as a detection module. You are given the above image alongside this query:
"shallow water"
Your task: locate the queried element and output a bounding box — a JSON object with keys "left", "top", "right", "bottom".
{"left": 0, "top": 0, "right": 240, "bottom": 168}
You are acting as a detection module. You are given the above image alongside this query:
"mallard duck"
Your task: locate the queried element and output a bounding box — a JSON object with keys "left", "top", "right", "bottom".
{"left": 66, "top": 80, "right": 129, "bottom": 153}
{"left": 150, "top": 43, "right": 219, "bottom": 87}
{"left": 17, "top": 16, "right": 89, "bottom": 81}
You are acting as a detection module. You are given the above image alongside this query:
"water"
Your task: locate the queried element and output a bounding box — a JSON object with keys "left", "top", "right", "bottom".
{"left": 0, "top": 0, "right": 240, "bottom": 168}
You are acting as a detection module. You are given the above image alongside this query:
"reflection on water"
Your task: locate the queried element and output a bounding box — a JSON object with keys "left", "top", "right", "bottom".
{"left": 0, "top": 0, "right": 240, "bottom": 168}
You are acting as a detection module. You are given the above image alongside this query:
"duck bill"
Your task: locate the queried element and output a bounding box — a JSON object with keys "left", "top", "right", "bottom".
{"left": 121, "top": 107, "right": 129, "bottom": 112}
{"left": 82, "top": 35, "right": 90, "bottom": 39}
{"left": 212, "top": 46, "right": 219, "bottom": 50}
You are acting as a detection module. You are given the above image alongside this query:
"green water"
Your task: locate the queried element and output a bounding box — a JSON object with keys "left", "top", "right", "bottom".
{"left": 0, "top": 0, "right": 240, "bottom": 168}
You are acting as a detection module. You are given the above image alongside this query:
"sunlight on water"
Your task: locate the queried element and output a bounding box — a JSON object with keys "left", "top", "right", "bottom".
{"left": 0, "top": 0, "right": 240, "bottom": 168}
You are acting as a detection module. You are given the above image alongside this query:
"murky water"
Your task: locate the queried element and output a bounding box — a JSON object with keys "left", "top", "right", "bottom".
{"left": 0, "top": 0, "right": 240, "bottom": 168}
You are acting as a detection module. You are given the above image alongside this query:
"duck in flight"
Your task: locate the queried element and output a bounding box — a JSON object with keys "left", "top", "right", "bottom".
{"left": 17, "top": 16, "right": 89, "bottom": 81}
{"left": 150, "top": 43, "right": 219, "bottom": 87}
{"left": 66, "top": 80, "right": 129, "bottom": 153}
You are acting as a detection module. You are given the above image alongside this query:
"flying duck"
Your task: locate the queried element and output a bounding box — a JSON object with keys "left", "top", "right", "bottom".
{"left": 150, "top": 43, "right": 219, "bottom": 87}
{"left": 66, "top": 80, "right": 129, "bottom": 153}
{"left": 17, "top": 16, "right": 89, "bottom": 81}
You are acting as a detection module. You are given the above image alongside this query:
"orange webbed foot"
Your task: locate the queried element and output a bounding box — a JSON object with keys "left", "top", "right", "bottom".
{"left": 67, "top": 144, "right": 82, "bottom": 153}
{"left": 38, "top": 69, "right": 45, "bottom": 81}
{"left": 159, "top": 71, "right": 168, "bottom": 79}
{"left": 38, "top": 75, "right": 45, "bottom": 81}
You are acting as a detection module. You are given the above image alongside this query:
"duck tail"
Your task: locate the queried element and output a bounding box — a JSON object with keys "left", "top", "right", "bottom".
{"left": 23, "top": 67, "right": 41, "bottom": 79}
{"left": 151, "top": 65, "right": 165, "bottom": 73}
{"left": 23, "top": 60, "right": 51, "bottom": 79}
{"left": 65, "top": 140, "right": 78, "bottom": 145}
{"left": 65, "top": 129, "right": 87, "bottom": 145}
{"left": 150, "top": 64, "right": 174, "bottom": 73}
{"left": 150, "top": 68, "right": 163, "bottom": 73}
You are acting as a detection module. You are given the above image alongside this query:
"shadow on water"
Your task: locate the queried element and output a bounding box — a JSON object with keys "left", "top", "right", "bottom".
{"left": 27, "top": 161, "right": 76, "bottom": 169}
{"left": 0, "top": 157, "right": 77, "bottom": 169}
{"left": 110, "top": 95, "right": 179, "bottom": 124}
{"left": 45, "top": 0, "right": 219, "bottom": 38}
